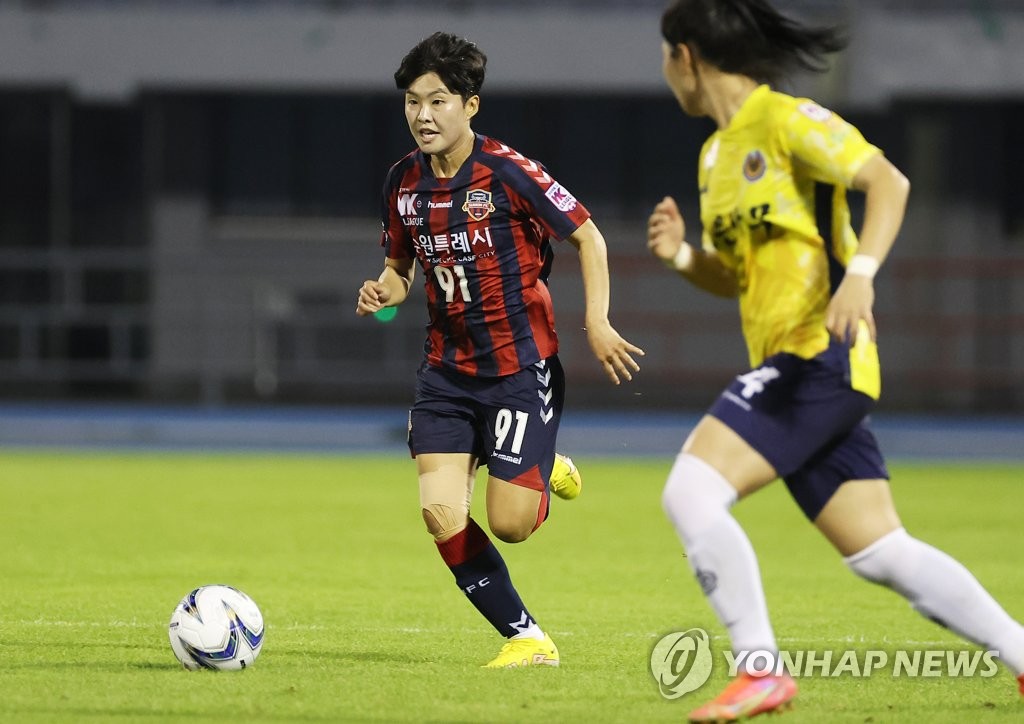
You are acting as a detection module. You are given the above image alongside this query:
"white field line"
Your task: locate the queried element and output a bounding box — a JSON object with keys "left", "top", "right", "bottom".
{"left": 0, "top": 619, "right": 960, "bottom": 646}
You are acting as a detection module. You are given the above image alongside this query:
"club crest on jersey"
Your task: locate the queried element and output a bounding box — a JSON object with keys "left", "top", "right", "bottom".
{"left": 544, "top": 182, "right": 578, "bottom": 212}
{"left": 743, "top": 150, "right": 766, "bottom": 182}
{"left": 463, "top": 189, "right": 495, "bottom": 221}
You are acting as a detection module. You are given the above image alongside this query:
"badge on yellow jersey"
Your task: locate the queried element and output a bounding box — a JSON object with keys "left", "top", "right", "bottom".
{"left": 742, "top": 150, "right": 767, "bottom": 181}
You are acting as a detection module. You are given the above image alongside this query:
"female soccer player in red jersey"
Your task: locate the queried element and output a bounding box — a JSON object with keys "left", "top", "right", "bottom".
{"left": 647, "top": 0, "right": 1024, "bottom": 719}
{"left": 356, "top": 32, "right": 643, "bottom": 668}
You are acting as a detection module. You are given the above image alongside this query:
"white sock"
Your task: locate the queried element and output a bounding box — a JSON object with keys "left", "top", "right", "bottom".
{"left": 662, "top": 453, "right": 778, "bottom": 655}
{"left": 845, "top": 527, "right": 1024, "bottom": 675}
{"left": 511, "top": 623, "right": 545, "bottom": 640}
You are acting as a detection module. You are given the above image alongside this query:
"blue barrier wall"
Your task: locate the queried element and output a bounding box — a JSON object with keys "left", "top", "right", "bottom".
{"left": 1, "top": 404, "right": 1021, "bottom": 461}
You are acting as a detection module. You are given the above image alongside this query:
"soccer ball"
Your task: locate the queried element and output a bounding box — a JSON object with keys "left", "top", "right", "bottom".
{"left": 168, "top": 584, "right": 265, "bottom": 670}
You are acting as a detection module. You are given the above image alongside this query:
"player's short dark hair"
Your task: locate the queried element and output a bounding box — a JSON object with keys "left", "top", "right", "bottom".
{"left": 661, "top": 0, "right": 846, "bottom": 85}
{"left": 394, "top": 32, "right": 487, "bottom": 101}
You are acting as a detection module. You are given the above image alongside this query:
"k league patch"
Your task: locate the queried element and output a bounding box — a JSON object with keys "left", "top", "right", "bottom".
{"left": 544, "top": 182, "right": 578, "bottom": 212}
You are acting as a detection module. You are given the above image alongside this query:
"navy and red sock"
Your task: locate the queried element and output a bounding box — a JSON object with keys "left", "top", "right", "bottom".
{"left": 436, "top": 518, "right": 536, "bottom": 638}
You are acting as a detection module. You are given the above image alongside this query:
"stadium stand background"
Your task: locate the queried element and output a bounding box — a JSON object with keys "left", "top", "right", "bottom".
{"left": 0, "top": 0, "right": 1022, "bottom": 415}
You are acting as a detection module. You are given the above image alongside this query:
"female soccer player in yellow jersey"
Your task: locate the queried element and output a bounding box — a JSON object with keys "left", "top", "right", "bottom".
{"left": 647, "top": 1, "right": 1024, "bottom": 720}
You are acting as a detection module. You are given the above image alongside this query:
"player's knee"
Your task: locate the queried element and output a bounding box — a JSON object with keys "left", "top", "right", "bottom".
{"left": 661, "top": 470, "right": 689, "bottom": 519}
{"left": 421, "top": 504, "right": 468, "bottom": 542}
{"left": 842, "top": 527, "right": 911, "bottom": 586}
{"left": 488, "top": 516, "right": 532, "bottom": 544}
{"left": 662, "top": 452, "right": 737, "bottom": 545}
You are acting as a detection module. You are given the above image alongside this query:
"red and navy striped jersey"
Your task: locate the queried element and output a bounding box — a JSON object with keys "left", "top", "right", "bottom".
{"left": 380, "top": 134, "right": 591, "bottom": 377}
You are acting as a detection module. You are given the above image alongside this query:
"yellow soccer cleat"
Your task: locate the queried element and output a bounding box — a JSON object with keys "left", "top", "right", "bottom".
{"left": 483, "top": 634, "right": 560, "bottom": 668}
{"left": 550, "top": 453, "right": 582, "bottom": 500}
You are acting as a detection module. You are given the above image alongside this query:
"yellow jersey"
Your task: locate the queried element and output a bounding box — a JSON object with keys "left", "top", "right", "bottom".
{"left": 698, "top": 84, "right": 882, "bottom": 398}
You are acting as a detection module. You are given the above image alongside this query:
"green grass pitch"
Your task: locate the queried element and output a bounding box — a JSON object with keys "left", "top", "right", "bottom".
{"left": 0, "top": 449, "right": 1021, "bottom": 722}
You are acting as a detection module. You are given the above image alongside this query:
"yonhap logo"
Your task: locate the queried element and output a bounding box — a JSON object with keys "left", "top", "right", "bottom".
{"left": 650, "top": 628, "right": 713, "bottom": 699}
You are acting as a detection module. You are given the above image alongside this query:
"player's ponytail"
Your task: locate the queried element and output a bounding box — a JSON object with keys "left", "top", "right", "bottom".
{"left": 661, "top": 0, "right": 846, "bottom": 85}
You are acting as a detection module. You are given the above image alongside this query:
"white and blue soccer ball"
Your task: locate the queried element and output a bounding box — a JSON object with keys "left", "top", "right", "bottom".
{"left": 168, "top": 585, "right": 265, "bottom": 671}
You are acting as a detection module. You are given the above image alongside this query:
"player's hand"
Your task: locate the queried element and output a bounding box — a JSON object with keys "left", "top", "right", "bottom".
{"left": 826, "top": 274, "right": 876, "bottom": 343}
{"left": 647, "top": 196, "right": 687, "bottom": 264}
{"left": 585, "top": 319, "right": 645, "bottom": 385}
{"left": 355, "top": 280, "right": 391, "bottom": 316}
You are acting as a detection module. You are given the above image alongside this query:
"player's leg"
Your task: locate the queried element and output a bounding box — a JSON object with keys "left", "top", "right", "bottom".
{"left": 816, "top": 477, "right": 1024, "bottom": 690}
{"left": 664, "top": 416, "right": 797, "bottom": 722}
{"left": 418, "top": 450, "right": 551, "bottom": 663}
{"left": 410, "top": 364, "right": 551, "bottom": 662}
{"left": 669, "top": 416, "right": 779, "bottom": 652}
{"left": 478, "top": 474, "right": 559, "bottom": 668}
{"left": 475, "top": 357, "right": 564, "bottom": 667}
{"left": 673, "top": 349, "right": 870, "bottom": 721}
{"left": 485, "top": 475, "right": 545, "bottom": 543}
{"left": 418, "top": 452, "right": 475, "bottom": 543}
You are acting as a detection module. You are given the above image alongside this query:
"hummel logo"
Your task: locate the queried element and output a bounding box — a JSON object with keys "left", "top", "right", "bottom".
{"left": 492, "top": 144, "right": 553, "bottom": 185}
{"left": 535, "top": 360, "right": 554, "bottom": 424}
{"left": 508, "top": 611, "right": 533, "bottom": 633}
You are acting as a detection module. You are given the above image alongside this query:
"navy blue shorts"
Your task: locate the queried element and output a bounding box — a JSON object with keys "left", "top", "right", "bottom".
{"left": 708, "top": 340, "right": 889, "bottom": 521}
{"left": 408, "top": 355, "right": 564, "bottom": 495}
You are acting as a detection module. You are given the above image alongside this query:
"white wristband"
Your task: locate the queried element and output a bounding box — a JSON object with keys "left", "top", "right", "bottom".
{"left": 846, "top": 254, "right": 879, "bottom": 279}
{"left": 662, "top": 242, "right": 694, "bottom": 272}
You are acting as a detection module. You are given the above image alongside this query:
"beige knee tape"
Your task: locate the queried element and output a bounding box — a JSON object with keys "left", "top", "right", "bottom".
{"left": 419, "top": 469, "right": 473, "bottom": 540}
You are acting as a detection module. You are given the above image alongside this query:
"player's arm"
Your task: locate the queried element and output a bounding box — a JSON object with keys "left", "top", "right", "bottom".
{"left": 825, "top": 154, "right": 910, "bottom": 342}
{"left": 355, "top": 257, "right": 415, "bottom": 316}
{"left": 565, "top": 218, "right": 645, "bottom": 385}
{"left": 647, "top": 196, "right": 738, "bottom": 298}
